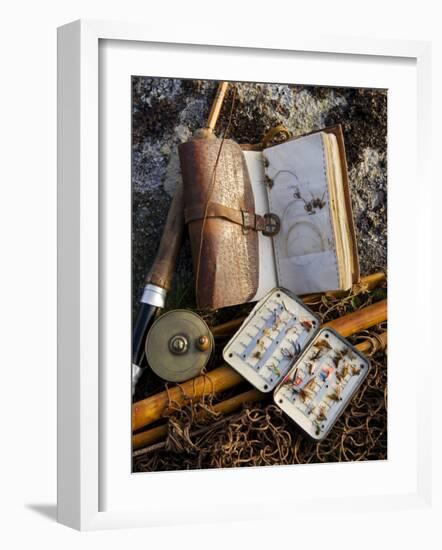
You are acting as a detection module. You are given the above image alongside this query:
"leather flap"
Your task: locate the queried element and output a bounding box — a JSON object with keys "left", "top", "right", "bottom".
{"left": 179, "top": 137, "right": 259, "bottom": 310}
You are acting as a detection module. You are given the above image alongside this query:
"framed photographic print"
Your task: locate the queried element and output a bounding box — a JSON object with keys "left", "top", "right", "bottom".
{"left": 57, "top": 19, "right": 432, "bottom": 530}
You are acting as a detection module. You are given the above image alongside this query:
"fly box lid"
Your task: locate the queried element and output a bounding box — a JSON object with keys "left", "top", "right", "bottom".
{"left": 274, "top": 327, "right": 370, "bottom": 440}
{"left": 222, "top": 288, "right": 321, "bottom": 392}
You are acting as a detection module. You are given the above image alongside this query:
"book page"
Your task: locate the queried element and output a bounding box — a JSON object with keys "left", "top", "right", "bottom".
{"left": 324, "top": 133, "right": 353, "bottom": 289}
{"left": 263, "top": 132, "right": 340, "bottom": 294}
{"left": 243, "top": 151, "right": 278, "bottom": 301}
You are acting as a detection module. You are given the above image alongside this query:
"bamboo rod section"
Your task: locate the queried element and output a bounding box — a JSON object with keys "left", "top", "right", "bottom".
{"left": 133, "top": 388, "right": 264, "bottom": 450}
{"left": 212, "top": 272, "right": 386, "bottom": 337}
{"left": 132, "top": 299, "right": 387, "bottom": 432}
{"left": 355, "top": 331, "right": 387, "bottom": 355}
{"left": 133, "top": 331, "right": 388, "bottom": 451}
{"left": 323, "top": 299, "right": 387, "bottom": 337}
{"left": 132, "top": 366, "right": 243, "bottom": 432}
{"left": 133, "top": 424, "right": 169, "bottom": 450}
{"left": 212, "top": 317, "right": 245, "bottom": 337}
{"left": 302, "top": 271, "right": 386, "bottom": 303}
{"left": 206, "top": 82, "right": 229, "bottom": 133}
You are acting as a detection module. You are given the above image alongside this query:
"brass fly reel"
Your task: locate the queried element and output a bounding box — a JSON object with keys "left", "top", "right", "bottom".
{"left": 145, "top": 309, "right": 214, "bottom": 382}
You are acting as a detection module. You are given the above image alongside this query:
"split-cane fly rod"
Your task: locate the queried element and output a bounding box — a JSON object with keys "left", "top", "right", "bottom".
{"left": 132, "top": 81, "right": 230, "bottom": 395}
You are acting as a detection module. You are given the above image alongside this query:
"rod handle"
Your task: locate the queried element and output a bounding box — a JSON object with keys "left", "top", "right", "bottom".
{"left": 145, "top": 182, "right": 184, "bottom": 290}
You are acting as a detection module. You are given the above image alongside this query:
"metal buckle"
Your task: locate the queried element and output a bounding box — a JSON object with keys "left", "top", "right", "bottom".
{"left": 262, "top": 213, "right": 280, "bottom": 237}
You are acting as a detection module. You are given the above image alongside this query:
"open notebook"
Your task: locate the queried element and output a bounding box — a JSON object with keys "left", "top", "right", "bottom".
{"left": 244, "top": 127, "right": 359, "bottom": 300}
{"left": 179, "top": 125, "right": 359, "bottom": 310}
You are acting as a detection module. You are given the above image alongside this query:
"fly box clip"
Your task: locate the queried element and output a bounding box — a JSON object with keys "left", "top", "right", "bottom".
{"left": 223, "top": 288, "right": 320, "bottom": 392}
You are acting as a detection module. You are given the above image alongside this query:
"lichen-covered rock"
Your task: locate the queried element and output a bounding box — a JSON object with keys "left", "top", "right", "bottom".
{"left": 132, "top": 78, "right": 387, "bottom": 311}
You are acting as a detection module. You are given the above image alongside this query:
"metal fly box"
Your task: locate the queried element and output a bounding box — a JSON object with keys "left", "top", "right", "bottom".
{"left": 223, "top": 288, "right": 320, "bottom": 392}
{"left": 274, "top": 327, "right": 370, "bottom": 440}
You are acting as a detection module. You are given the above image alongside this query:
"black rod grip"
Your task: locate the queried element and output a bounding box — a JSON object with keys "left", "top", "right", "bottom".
{"left": 132, "top": 303, "right": 158, "bottom": 367}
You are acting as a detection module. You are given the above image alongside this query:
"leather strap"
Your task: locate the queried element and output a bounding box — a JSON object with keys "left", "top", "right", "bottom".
{"left": 185, "top": 202, "right": 280, "bottom": 236}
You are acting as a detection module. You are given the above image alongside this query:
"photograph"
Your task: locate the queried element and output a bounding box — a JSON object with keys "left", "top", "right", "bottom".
{"left": 130, "top": 78, "right": 388, "bottom": 472}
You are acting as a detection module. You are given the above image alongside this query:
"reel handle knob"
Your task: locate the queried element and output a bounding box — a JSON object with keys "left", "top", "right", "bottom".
{"left": 196, "top": 335, "right": 210, "bottom": 352}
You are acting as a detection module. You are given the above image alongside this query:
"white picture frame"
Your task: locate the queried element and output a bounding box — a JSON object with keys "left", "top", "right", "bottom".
{"left": 57, "top": 19, "right": 432, "bottom": 531}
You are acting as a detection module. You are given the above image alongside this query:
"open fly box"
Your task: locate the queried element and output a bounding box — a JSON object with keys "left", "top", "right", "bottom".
{"left": 223, "top": 287, "right": 370, "bottom": 440}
